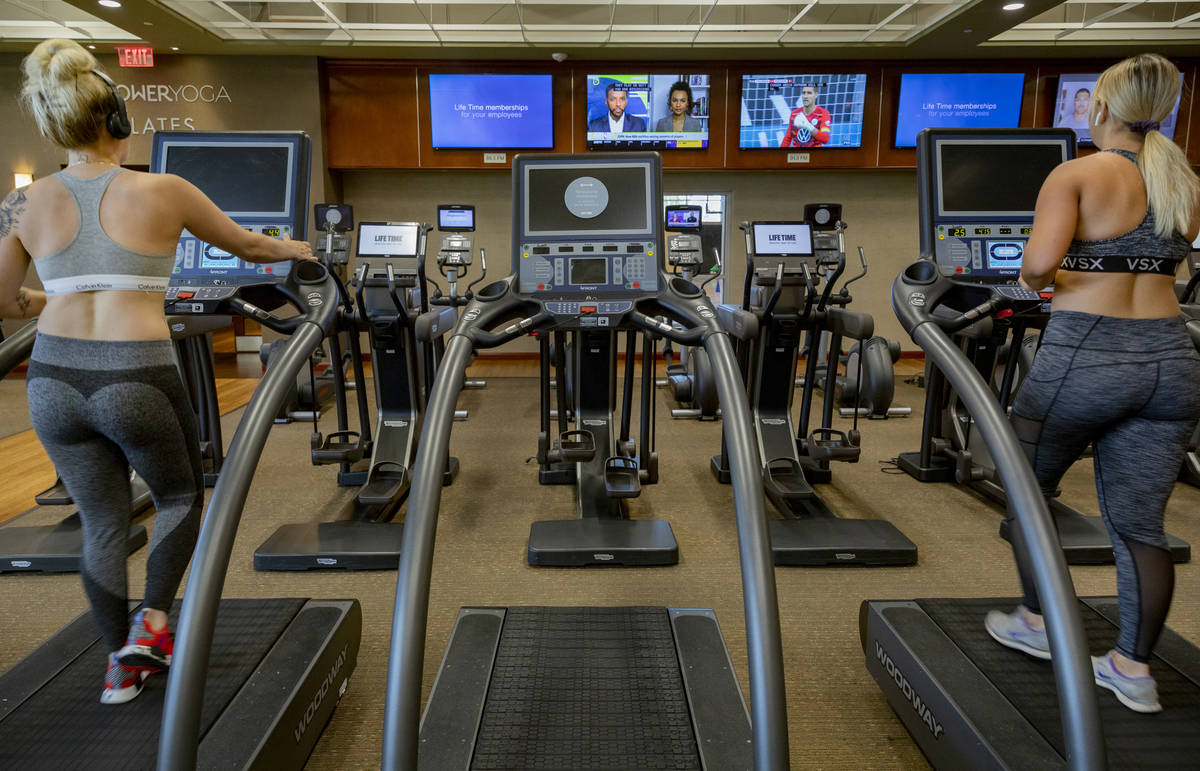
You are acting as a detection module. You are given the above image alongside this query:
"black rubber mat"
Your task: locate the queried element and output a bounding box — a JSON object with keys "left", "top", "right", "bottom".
{"left": 919, "top": 597, "right": 1200, "bottom": 769}
{"left": 472, "top": 606, "right": 701, "bottom": 770}
{"left": 0, "top": 598, "right": 305, "bottom": 771}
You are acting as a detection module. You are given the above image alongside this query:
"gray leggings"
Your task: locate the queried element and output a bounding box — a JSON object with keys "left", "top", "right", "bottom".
{"left": 26, "top": 333, "right": 203, "bottom": 652}
{"left": 1007, "top": 311, "right": 1200, "bottom": 663}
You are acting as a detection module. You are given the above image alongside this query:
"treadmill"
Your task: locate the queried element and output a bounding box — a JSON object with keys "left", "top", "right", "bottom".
{"left": 712, "top": 218, "right": 917, "bottom": 566}
{"left": 861, "top": 128, "right": 1200, "bottom": 769}
{"left": 0, "top": 132, "right": 360, "bottom": 769}
{"left": 377, "top": 153, "right": 789, "bottom": 769}
{"left": 896, "top": 128, "right": 1189, "bottom": 565}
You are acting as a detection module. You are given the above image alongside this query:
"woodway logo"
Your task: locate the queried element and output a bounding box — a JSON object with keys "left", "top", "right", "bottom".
{"left": 294, "top": 644, "right": 349, "bottom": 743}
{"left": 875, "top": 641, "right": 943, "bottom": 739}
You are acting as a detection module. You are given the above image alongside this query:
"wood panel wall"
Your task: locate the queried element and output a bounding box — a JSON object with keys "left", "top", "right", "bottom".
{"left": 324, "top": 58, "right": 1200, "bottom": 171}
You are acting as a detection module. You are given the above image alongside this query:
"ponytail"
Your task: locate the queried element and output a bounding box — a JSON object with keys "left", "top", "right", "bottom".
{"left": 1139, "top": 129, "right": 1200, "bottom": 239}
{"left": 1093, "top": 53, "right": 1199, "bottom": 238}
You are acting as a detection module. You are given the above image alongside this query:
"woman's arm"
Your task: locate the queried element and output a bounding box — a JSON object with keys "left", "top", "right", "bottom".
{"left": 1020, "top": 163, "right": 1080, "bottom": 291}
{"left": 167, "top": 176, "right": 313, "bottom": 264}
{"left": 0, "top": 188, "right": 46, "bottom": 320}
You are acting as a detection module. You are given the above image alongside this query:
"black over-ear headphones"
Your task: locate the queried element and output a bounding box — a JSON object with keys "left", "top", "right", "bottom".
{"left": 90, "top": 69, "right": 131, "bottom": 140}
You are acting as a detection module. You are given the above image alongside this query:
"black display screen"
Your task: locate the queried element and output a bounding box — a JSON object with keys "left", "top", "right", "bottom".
{"left": 938, "top": 143, "right": 1065, "bottom": 214}
{"left": 569, "top": 258, "right": 607, "bottom": 285}
{"left": 165, "top": 145, "right": 292, "bottom": 215}
{"left": 526, "top": 165, "right": 650, "bottom": 235}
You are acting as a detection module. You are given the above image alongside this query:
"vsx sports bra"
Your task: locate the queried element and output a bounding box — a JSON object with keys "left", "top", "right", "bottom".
{"left": 33, "top": 168, "right": 175, "bottom": 296}
{"left": 1059, "top": 148, "right": 1192, "bottom": 276}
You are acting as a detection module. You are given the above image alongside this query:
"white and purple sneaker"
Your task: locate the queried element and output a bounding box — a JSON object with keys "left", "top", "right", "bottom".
{"left": 1092, "top": 650, "right": 1162, "bottom": 713}
{"left": 985, "top": 606, "right": 1051, "bottom": 661}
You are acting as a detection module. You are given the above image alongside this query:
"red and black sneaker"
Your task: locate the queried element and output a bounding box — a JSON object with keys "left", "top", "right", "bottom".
{"left": 116, "top": 609, "right": 173, "bottom": 672}
{"left": 101, "top": 653, "right": 148, "bottom": 705}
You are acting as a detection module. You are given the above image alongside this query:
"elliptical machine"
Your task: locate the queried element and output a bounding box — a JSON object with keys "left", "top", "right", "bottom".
{"left": 259, "top": 205, "right": 355, "bottom": 424}
{"left": 429, "top": 204, "right": 488, "bottom": 393}
{"left": 800, "top": 204, "right": 910, "bottom": 420}
{"left": 660, "top": 205, "right": 722, "bottom": 420}
{"left": 712, "top": 218, "right": 916, "bottom": 566}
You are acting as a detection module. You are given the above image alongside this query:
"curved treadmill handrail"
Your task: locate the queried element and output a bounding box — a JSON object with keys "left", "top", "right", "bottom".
{"left": 382, "top": 312, "right": 788, "bottom": 770}
{"left": 158, "top": 267, "right": 341, "bottom": 770}
{"left": 0, "top": 319, "right": 37, "bottom": 377}
{"left": 890, "top": 263, "right": 1105, "bottom": 771}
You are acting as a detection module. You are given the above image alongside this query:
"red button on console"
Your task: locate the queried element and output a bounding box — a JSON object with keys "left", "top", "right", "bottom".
{"left": 580, "top": 306, "right": 596, "bottom": 314}
{"left": 177, "top": 291, "right": 195, "bottom": 299}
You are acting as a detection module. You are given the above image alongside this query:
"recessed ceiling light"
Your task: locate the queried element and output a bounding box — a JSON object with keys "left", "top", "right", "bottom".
{"left": 1002, "top": 2, "right": 1025, "bottom": 9}
{"left": 98, "top": 0, "right": 121, "bottom": 7}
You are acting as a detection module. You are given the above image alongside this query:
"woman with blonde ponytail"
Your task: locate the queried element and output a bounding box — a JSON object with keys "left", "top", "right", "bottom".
{"left": 1, "top": 38, "right": 313, "bottom": 705}
{"left": 985, "top": 53, "right": 1200, "bottom": 714}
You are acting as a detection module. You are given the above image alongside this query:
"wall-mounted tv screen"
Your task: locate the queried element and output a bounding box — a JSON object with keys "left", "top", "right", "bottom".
{"left": 1052, "top": 73, "right": 1184, "bottom": 146}
{"left": 739, "top": 74, "right": 868, "bottom": 149}
{"left": 585, "top": 74, "right": 710, "bottom": 149}
{"left": 894, "top": 73, "right": 1025, "bottom": 148}
{"left": 428, "top": 73, "right": 554, "bottom": 150}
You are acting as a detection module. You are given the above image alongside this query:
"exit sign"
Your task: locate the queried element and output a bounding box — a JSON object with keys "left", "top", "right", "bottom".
{"left": 116, "top": 45, "right": 154, "bottom": 68}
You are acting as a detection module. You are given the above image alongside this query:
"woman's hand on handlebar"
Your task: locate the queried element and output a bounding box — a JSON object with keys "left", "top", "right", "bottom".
{"left": 278, "top": 234, "right": 316, "bottom": 262}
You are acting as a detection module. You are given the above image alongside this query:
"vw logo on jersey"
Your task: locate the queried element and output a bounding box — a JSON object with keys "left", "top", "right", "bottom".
{"left": 797, "top": 128, "right": 812, "bottom": 144}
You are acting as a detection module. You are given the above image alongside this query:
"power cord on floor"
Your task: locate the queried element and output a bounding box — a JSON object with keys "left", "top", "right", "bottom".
{"left": 878, "top": 457, "right": 907, "bottom": 475}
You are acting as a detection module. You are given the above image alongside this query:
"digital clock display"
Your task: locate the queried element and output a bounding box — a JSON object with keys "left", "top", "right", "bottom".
{"left": 262, "top": 226, "right": 281, "bottom": 237}
{"left": 999, "top": 227, "right": 1013, "bottom": 235}
{"left": 1020, "top": 227, "right": 1033, "bottom": 236}
{"left": 974, "top": 228, "right": 991, "bottom": 235}
{"left": 949, "top": 227, "right": 967, "bottom": 238}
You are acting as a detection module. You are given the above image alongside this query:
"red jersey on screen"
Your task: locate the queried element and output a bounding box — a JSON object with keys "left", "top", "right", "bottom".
{"left": 780, "top": 106, "right": 832, "bottom": 148}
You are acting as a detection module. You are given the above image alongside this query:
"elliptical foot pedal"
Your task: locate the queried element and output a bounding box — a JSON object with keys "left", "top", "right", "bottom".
{"left": 34, "top": 477, "right": 72, "bottom": 506}
{"left": 310, "top": 430, "right": 366, "bottom": 465}
{"left": 528, "top": 519, "right": 678, "bottom": 567}
{"left": 358, "top": 461, "right": 408, "bottom": 506}
{"left": 552, "top": 430, "right": 596, "bottom": 462}
{"left": 603, "top": 456, "right": 642, "bottom": 498}
{"left": 804, "top": 428, "right": 861, "bottom": 463}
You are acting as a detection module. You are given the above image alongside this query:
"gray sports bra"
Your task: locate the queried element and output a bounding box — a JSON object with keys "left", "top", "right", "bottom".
{"left": 1060, "top": 149, "right": 1191, "bottom": 276}
{"left": 34, "top": 168, "right": 175, "bottom": 296}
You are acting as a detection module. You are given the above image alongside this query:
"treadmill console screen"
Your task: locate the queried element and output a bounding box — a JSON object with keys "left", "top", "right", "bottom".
{"left": 918, "top": 129, "right": 1074, "bottom": 282}
{"left": 152, "top": 131, "right": 310, "bottom": 313}
{"left": 515, "top": 154, "right": 661, "bottom": 316}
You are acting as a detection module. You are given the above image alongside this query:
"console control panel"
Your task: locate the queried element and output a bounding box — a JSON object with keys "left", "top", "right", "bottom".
{"left": 519, "top": 241, "right": 658, "bottom": 295}
{"left": 934, "top": 222, "right": 1033, "bottom": 278}
{"left": 167, "top": 223, "right": 293, "bottom": 314}
{"left": 666, "top": 234, "right": 702, "bottom": 269}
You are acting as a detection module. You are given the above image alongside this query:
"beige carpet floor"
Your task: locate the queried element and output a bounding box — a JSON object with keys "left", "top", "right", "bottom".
{"left": 1, "top": 375, "right": 1198, "bottom": 770}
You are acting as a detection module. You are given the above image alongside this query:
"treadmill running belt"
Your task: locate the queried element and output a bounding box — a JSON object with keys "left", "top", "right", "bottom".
{"left": 919, "top": 597, "right": 1200, "bottom": 768}
{"left": 0, "top": 598, "right": 305, "bottom": 771}
{"left": 472, "top": 606, "right": 701, "bottom": 770}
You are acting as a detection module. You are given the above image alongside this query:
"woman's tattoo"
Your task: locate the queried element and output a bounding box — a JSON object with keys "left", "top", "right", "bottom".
{"left": 0, "top": 187, "right": 28, "bottom": 239}
{"left": 16, "top": 289, "right": 32, "bottom": 317}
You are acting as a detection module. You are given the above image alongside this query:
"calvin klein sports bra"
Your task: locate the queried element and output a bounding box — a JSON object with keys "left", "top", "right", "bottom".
{"left": 33, "top": 169, "right": 175, "bottom": 296}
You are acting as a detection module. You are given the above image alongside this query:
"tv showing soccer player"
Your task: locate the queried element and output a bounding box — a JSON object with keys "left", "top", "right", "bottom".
{"left": 1052, "top": 72, "right": 1184, "bottom": 146}
{"left": 585, "top": 74, "right": 710, "bottom": 149}
{"left": 739, "top": 74, "right": 868, "bottom": 149}
{"left": 428, "top": 73, "right": 554, "bottom": 149}
{"left": 894, "top": 73, "right": 1025, "bottom": 147}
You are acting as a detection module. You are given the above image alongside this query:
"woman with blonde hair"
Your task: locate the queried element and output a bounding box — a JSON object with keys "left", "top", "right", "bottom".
{"left": 985, "top": 53, "right": 1200, "bottom": 713}
{"left": 0, "top": 38, "right": 312, "bottom": 704}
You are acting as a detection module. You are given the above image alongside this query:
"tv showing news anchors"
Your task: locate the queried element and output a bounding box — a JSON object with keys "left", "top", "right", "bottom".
{"left": 586, "top": 74, "right": 710, "bottom": 149}
{"left": 739, "top": 73, "right": 868, "bottom": 149}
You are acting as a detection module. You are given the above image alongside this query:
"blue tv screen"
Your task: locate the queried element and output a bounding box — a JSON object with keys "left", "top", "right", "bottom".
{"left": 428, "top": 74, "right": 554, "bottom": 149}
{"left": 894, "top": 73, "right": 1025, "bottom": 147}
